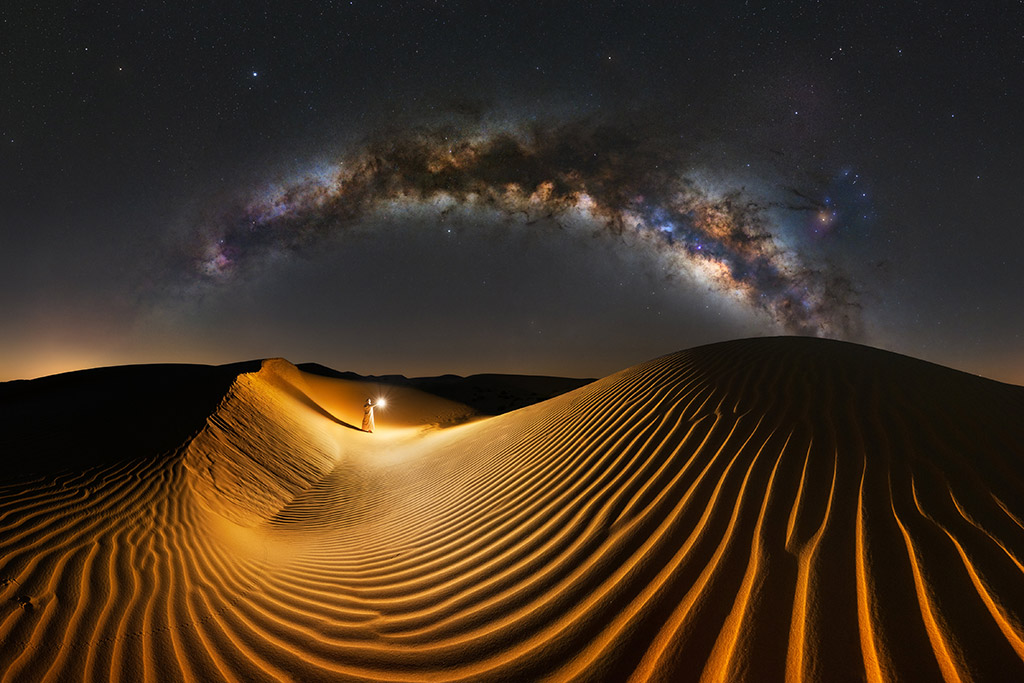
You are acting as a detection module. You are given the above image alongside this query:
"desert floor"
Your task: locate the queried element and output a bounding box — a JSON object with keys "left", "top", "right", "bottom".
{"left": 2, "top": 337, "right": 1023, "bottom": 681}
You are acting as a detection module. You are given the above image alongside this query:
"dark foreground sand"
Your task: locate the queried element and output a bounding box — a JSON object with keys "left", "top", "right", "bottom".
{"left": 1, "top": 337, "right": 1023, "bottom": 681}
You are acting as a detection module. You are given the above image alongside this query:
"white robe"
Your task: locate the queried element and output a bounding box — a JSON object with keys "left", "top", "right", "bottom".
{"left": 361, "top": 402, "right": 375, "bottom": 432}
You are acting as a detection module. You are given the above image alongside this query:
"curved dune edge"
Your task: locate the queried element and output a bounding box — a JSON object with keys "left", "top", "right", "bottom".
{"left": 1, "top": 337, "right": 1023, "bottom": 681}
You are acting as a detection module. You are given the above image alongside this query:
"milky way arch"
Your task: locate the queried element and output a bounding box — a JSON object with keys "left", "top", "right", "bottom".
{"left": 189, "top": 121, "right": 860, "bottom": 337}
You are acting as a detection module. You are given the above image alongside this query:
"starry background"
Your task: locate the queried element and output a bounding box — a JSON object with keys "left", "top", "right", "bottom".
{"left": 2, "top": 1, "right": 1022, "bottom": 383}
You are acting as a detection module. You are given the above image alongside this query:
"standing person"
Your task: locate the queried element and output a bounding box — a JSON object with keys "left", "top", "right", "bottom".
{"left": 361, "top": 398, "right": 376, "bottom": 433}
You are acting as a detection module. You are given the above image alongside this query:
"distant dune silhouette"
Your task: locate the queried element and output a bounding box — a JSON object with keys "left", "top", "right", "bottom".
{"left": 1, "top": 337, "right": 1022, "bottom": 681}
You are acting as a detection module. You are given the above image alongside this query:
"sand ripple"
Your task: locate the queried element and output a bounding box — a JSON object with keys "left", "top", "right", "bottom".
{"left": 2, "top": 338, "right": 1023, "bottom": 681}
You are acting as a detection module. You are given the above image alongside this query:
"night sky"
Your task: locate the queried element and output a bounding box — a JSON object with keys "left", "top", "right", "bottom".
{"left": 3, "top": 2, "right": 1022, "bottom": 383}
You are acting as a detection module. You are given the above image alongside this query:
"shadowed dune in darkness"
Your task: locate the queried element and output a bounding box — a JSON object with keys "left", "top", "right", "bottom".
{"left": 1, "top": 337, "right": 1023, "bottom": 681}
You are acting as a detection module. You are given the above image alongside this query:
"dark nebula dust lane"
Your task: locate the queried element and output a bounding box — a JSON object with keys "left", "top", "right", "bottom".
{"left": 183, "top": 119, "right": 862, "bottom": 338}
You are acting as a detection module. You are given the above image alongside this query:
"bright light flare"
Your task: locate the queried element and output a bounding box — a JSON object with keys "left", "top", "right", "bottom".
{"left": 376, "top": 398, "right": 387, "bottom": 408}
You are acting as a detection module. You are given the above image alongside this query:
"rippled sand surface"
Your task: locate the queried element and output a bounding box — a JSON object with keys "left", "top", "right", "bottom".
{"left": 2, "top": 338, "right": 1023, "bottom": 681}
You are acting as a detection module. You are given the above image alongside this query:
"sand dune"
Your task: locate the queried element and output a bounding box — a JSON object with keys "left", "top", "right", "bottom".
{"left": 2, "top": 337, "right": 1023, "bottom": 681}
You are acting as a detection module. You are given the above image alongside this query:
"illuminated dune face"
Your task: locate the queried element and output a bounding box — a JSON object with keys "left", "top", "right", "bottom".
{"left": 1, "top": 338, "right": 1024, "bottom": 681}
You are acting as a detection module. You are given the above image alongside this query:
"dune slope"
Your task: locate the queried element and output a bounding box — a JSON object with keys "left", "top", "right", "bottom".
{"left": 1, "top": 337, "right": 1023, "bottom": 682}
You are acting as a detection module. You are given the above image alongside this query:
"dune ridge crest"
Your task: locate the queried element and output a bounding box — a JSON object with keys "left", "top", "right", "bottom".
{"left": 182, "top": 359, "right": 343, "bottom": 527}
{"left": 1, "top": 337, "right": 1023, "bottom": 681}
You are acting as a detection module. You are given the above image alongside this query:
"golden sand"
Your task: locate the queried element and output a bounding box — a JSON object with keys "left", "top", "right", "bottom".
{"left": 1, "top": 337, "right": 1023, "bottom": 681}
